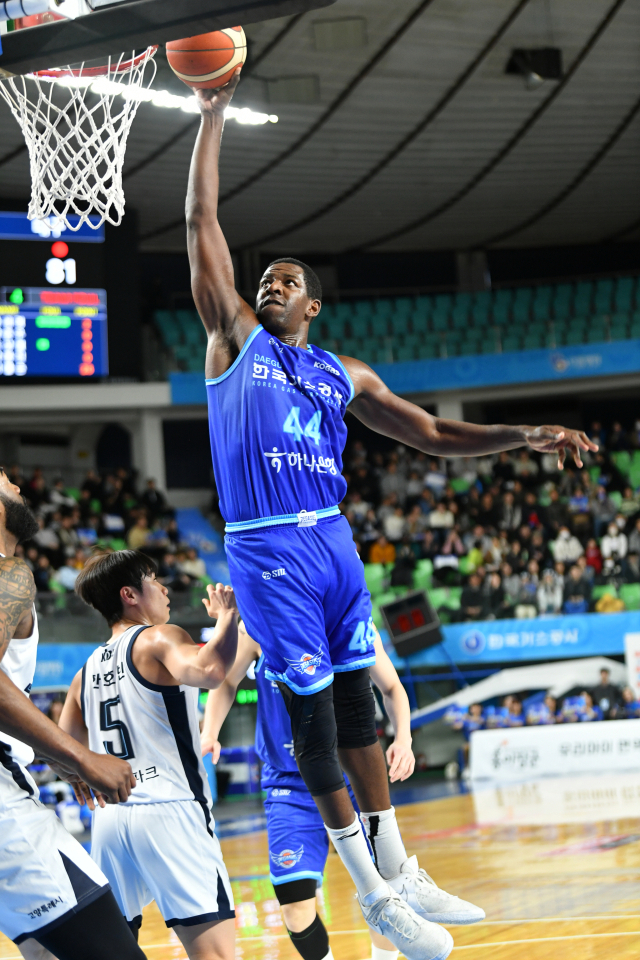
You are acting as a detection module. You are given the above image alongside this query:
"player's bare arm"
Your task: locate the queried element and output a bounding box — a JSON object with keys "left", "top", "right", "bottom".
{"left": 186, "top": 69, "right": 258, "bottom": 378}
{"left": 0, "top": 559, "right": 135, "bottom": 804}
{"left": 344, "top": 356, "right": 598, "bottom": 469}
{"left": 369, "top": 630, "right": 415, "bottom": 783}
{"left": 201, "top": 621, "right": 260, "bottom": 760}
{"left": 133, "top": 584, "right": 239, "bottom": 690}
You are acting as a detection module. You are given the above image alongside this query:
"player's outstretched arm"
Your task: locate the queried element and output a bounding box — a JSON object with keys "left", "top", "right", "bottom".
{"left": 152, "top": 584, "right": 239, "bottom": 689}
{"left": 369, "top": 629, "right": 415, "bottom": 783}
{"left": 201, "top": 622, "right": 260, "bottom": 760}
{"left": 186, "top": 69, "right": 257, "bottom": 359}
{"left": 344, "top": 357, "right": 597, "bottom": 468}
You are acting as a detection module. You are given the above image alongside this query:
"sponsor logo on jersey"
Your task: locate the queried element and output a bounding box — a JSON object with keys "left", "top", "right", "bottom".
{"left": 271, "top": 845, "right": 304, "bottom": 869}
{"left": 262, "top": 567, "right": 286, "bottom": 581}
{"left": 285, "top": 647, "right": 323, "bottom": 676}
{"left": 314, "top": 360, "right": 340, "bottom": 377}
{"left": 271, "top": 788, "right": 291, "bottom": 796}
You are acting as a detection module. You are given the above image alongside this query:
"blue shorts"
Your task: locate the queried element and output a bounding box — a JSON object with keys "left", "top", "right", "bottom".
{"left": 225, "top": 514, "right": 375, "bottom": 694}
{"left": 265, "top": 776, "right": 360, "bottom": 888}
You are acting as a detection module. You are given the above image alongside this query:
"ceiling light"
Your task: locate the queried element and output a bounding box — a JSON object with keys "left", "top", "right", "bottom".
{"left": 55, "top": 75, "right": 278, "bottom": 124}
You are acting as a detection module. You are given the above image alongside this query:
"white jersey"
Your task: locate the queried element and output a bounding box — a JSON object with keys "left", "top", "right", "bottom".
{"left": 0, "top": 605, "right": 39, "bottom": 809}
{"left": 82, "top": 624, "right": 212, "bottom": 813}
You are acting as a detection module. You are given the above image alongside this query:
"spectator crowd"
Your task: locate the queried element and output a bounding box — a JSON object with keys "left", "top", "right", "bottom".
{"left": 5, "top": 464, "right": 208, "bottom": 595}
{"left": 341, "top": 418, "right": 640, "bottom": 621}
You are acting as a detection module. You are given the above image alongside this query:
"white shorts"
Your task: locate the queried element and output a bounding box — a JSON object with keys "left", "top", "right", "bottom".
{"left": 91, "top": 799, "right": 235, "bottom": 927}
{"left": 0, "top": 797, "right": 109, "bottom": 944}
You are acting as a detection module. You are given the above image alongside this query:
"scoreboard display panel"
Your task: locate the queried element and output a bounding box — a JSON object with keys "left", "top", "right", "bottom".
{"left": 380, "top": 590, "right": 443, "bottom": 659}
{"left": 0, "top": 211, "right": 109, "bottom": 379}
{"left": 0, "top": 287, "right": 107, "bottom": 377}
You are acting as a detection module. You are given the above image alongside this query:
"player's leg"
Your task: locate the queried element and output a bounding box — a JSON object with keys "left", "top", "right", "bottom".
{"left": 121, "top": 801, "right": 235, "bottom": 959}
{"left": 266, "top": 795, "right": 332, "bottom": 960}
{"left": 18, "top": 940, "right": 56, "bottom": 960}
{"left": 172, "top": 918, "right": 235, "bottom": 960}
{"left": 0, "top": 799, "right": 144, "bottom": 960}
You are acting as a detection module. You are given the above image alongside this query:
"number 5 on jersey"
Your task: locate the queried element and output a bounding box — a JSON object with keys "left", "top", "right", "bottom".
{"left": 283, "top": 406, "right": 322, "bottom": 446}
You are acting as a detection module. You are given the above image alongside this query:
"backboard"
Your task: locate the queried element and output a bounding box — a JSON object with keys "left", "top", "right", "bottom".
{"left": 0, "top": 0, "right": 337, "bottom": 76}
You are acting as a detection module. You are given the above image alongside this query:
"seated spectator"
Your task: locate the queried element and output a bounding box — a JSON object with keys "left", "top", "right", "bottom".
{"left": 405, "top": 504, "right": 429, "bottom": 540}
{"left": 55, "top": 557, "right": 81, "bottom": 591}
{"left": 500, "top": 562, "right": 521, "bottom": 613}
{"left": 478, "top": 493, "right": 499, "bottom": 529}
{"left": 579, "top": 691, "right": 603, "bottom": 722}
{"left": 429, "top": 500, "right": 455, "bottom": 531}
{"left": 590, "top": 485, "right": 617, "bottom": 539}
{"left": 346, "top": 490, "right": 370, "bottom": 521}
{"left": 440, "top": 526, "right": 465, "bottom": 557}
{"left": 505, "top": 698, "right": 525, "bottom": 727}
{"left": 466, "top": 540, "right": 484, "bottom": 571}
{"left": 514, "top": 450, "right": 539, "bottom": 486}
{"left": 616, "top": 686, "right": 640, "bottom": 719}
{"left": 391, "top": 539, "right": 417, "bottom": 588}
{"left": 127, "top": 514, "right": 151, "bottom": 550}
{"left": 499, "top": 491, "right": 521, "bottom": 531}
{"left": 369, "top": 534, "right": 396, "bottom": 565}
{"left": 563, "top": 563, "right": 591, "bottom": 614}
{"left": 56, "top": 511, "right": 80, "bottom": 558}
{"left": 619, "top": 486, "right": 640, "bottom": 520}
{"left": 493, "top": 451, "right": 514, "bottom": 484}
{"left": 359, "top": 508, "right": 381, "bottom": 543}
{"left": 140, "top": 477, "right": 167, "bottom": 520}
{"left": 452, "top": 703, "right": 484, "bottom": 769}
{"left": 515, "top": 569, "right": 538, "bottom": 619}
{"left": 553, "top": 560, "right": 566, "bottom": 589}
{"left": 629, "top": 517, "right": 640, "bottom": 555}
{"left": 424, "top": 459, "right": 447, "bottom": 498}
{"left": 591, "top": 667, "right": 620, "bottom": 719}
{"left": 544, "top": 488, "right": 568, "bottom": 537}
{"left": 459, "top": 573, "right": 486, "bottom": 622}
{"left": 485, "top": 572, "right": 510, "bottom": 619}
{"left": 609, "top": 421, "right": 628, "bottom": 451}
{"left": 49, "top": 479, "right": 77, "bottom": 509}
{"left": 33, "top": 554, "right": 52, "bottom": 593}
{"left": 585, "top": 538, "right": 603, "bottom": 576}
{"left": 504, "top": 538, "right": 525, "bottom": 573}
{"left": 551, "top": 526, "right": 584, "bottom": 564}
{"left": 527, "top": 694, "right": 558, "bottom": 725}
{"left": 621, "top": 551, "right": 640, "bottom": 583}
{"left": 380, "top": 462, "right": 406, "bottom": 504}
{"left": 405, "top": 470, "right": 424, "bottom": 504}
{"left": 568, "top": 485, "right": 590, "bottom": 536}
{"left": 601, "top": 521, "right": 628, "bottom": 574}
{"left": 383, "top": 506, "right": 406, "bottom": 542}
{"left": 178, "top": 547, "right": 207, "bottom": 581}
{"left": 537, "top": 569, "right": 563, "bottom": 615}
{"left": 157, "top": 552, "right": 191, "bottom": 591}
{"left": 420, "top": 529, "right": 439, "bottom": 560}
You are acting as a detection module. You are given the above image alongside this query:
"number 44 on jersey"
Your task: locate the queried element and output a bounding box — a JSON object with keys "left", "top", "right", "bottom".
{"left": 283, "top": 407, "right": 322, "bottom": 446}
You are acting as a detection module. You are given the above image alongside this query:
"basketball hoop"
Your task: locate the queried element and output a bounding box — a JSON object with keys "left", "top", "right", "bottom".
{"left": 0, "top": 42, "right": 157, "bottom": 230}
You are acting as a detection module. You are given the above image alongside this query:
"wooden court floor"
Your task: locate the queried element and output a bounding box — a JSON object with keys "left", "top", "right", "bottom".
{"left": 2, "top": 778, "right": 640, "bottom": 959}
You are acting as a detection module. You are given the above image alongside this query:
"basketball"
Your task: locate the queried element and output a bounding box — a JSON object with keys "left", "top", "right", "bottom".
{"left": 166, "top": 27, "right": 247, "bottom": 90}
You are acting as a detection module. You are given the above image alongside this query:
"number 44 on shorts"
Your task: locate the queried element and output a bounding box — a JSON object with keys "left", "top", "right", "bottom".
{"left": 348, "top": 617, "right": 376, "bottom": 654}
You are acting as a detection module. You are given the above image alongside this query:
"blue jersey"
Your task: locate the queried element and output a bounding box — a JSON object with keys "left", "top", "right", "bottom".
{"left": 206, "top": 325, "right": 353, "bottom": 529}
{"left": 254, "top": 652, "right": 302, "bottom": 791}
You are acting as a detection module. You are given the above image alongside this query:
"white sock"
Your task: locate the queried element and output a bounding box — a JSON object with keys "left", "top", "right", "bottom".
{"left": 372, "top": 946, "right": 400, "bottom": 960}
{"left": 322, "top": 951, "right": 334, "bottom": 960}
{"left": 360, "top": 807, "right": 408, "bottom": 880}
{"left": 325, "top": 814, "right": 385, "bottom": 902}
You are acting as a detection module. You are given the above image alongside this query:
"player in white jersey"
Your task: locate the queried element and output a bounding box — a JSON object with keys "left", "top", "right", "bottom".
{"left": 60, "top": 550, "right": 239, "bottom": 960}
{"left": 0, "top": 468, "right": 148, "bottom": 960}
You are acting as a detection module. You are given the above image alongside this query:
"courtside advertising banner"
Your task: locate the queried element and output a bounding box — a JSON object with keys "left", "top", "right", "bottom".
{"left": 470, "top": 718, "right": 640, "bottom": 780}
{"left": 624, "top": 632, "right": 640, "bottom": 698}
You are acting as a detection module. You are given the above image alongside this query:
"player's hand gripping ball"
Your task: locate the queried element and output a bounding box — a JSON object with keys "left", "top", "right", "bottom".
{"left": 166, "top": 27, "right": 246, "bottom": 89}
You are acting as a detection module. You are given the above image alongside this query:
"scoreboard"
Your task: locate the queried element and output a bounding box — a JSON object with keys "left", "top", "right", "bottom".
{"left": 0, "top": 210, "right": 109, "bottom": 379}
{"left": 0, "top": 287, "right": 107, "bottom": 378}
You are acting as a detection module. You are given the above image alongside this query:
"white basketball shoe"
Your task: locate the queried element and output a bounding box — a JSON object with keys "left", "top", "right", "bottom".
{"left": 358, "top": 882, "right": 453, "bottom": 960}
{"left": 388, "top": 856, "right": 485, "bottom": 924}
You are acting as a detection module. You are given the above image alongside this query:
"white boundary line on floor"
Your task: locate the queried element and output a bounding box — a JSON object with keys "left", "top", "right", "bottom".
{"left": 453, "top": 931, "right": 640, "bottom": 949}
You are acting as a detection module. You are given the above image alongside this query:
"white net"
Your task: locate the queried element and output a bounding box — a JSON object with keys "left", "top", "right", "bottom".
{"left": 0, "top": 47, "right": 157, "bottom": 231}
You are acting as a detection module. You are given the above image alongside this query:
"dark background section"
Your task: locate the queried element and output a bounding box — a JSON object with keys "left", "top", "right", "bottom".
{"left": 488, "top": 241, "right": 640, "bottom": 285}
{"left": 163, "top": 419, "right": 212, "bottom": 488}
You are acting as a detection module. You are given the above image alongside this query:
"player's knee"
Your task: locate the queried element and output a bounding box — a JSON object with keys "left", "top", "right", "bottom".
{"left": 333, "top": 668, "right": 378, "bottom": 749}
{"left": 281, "top": 897, "right": 317, "bottom": 932}
{"left": 277, "top": 683, "right": 343, "bottom": 796}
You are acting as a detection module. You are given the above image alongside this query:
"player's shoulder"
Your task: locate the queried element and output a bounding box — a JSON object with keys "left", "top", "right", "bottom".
{"left": 137, "top": 623, "right": 192, "bottom": 648}
{"left": 0, "top": 555, "right": 36, "bottom": 601}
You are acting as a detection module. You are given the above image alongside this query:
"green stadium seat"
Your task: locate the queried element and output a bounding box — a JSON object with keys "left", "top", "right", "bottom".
{"left": 532, "top": 287, "right": 553, "bottom": 321}
{"left": 413, "top": 559, "right": 433, "bottom": 591}
{"left": 592, "top": 584, "right": 617, "bottom": 601}
{"left": 629, "top": 322, "right": 640, "bottom": 339}
{"left": 492, "top": 303, "right": 511, "bottom": 325}
{"left": 569, "top": 317, "right": 587, "bottom": 332}
{"left": 459, "top": 340, "right": 481, "bottom": 356}
{"left": 451, "top": 307, "right": 470, "bottom": 330}
{"left": 431, "top": 314, "right": 449, "bottom": 332}
{"left": 587, "top": 328, "right": 607, "bottom": 344}
{"left": 620, "top": 583, "right": 640, "bottom": 611}
{"left": 396, "top": 345, "right": 416, "bottom": 362}
{"left": 471, "top": 305, "right": 491, "bottom": 326}
{"left": 375, "top": 348, "right": 392, "bottom": 364}
{"left": 609, "top": 490, "right": 623, "bottom": 509}
{"left": 501, "top": 335, "right": 521, "bottom": 352}
{"left": 351, "top": 316, "right": 369, "bottom": 339}
{"left": 610, "top": 324, "right": 629, "bottom": 342}
{"left": 404, "top": 334, "right": 420, "bottom": 350}
{"left": 417, "top": 344, "right": 438, "bottom": 360}
{"left": 414, "top": 296, "right": 432, "bottom": 317}
{"left": 394, "top": 296, "right": 413, "bottom": 314}
{"left": 393, "top": 315, "right": 410, "bottom": 336}
{"left": 594, "top": 279, "right": 614, "bottom": 313}
{"left": 611, "top": 452, "right": 630, "bottom": 476}
{"left": 371, "top": 316, "right": 389, "bottom": 337}
{"left": 512, "top": 303, "right": 530, "bottom": 324}
{"left": 443, "top": 587, "right": 462, "bottom": 610}
{"left": 411, "top": 314, "right": 429, "bottom": 334}
{"left": 341, "top": 338, "right": 359, "bottom": 355}
{"left": 364, "top": 563, "right": 386, "bottom": 597}
{"left": 588, "top": 466, "right": 601, "bottom": 482}
{"left": 565, "top": 330, "right": 585, "bottom": 346}
{"left": 454, "top": 292, "right": 473, "bottom": 309}
{"left": 523, "top": 334, "right": 543, "bottom": 350}
{"left": 109, "top": 538, "right": 127, "bottom": 551}
{"left": 611, "top": 311, "right": 630, "bottom": 326}
{"left": 481, "top": 339, "right": 498, "bottom": 354}
{"left": 326, "top": 319, "right": 346, "bottom": 340}
{"left": 358, "top": 348, "right": 375, "bottom": 364}
{"left": 450, "top": 478, "right": 471, "bottom": 494}
{"left": 65, "top": 486, "right": 81, "bottom": 502}
{"left": 426, "top": 587, "right": 448, "bottom": 611}
{"left": 435, "top": 294, "right": 453, "bottom": 312}
{"left": 615, "top": 277, "right": 635, "bottom": 312}
{"left": 628, "top": 466, "right": 640, "bottom": 489}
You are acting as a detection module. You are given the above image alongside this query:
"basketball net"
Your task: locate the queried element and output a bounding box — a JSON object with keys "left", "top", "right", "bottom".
{"left": 0, "top": 47, "right": 157, "bottom": 230}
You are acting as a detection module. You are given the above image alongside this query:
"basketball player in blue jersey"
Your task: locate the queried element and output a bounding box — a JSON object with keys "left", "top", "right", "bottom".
{"left": 202, "top": 621, "right": 465, "bottom": 960}
{"left": 186, "top": 70, "right": 597, "bottom": 960}
{"left": 59, "top": 552, "right": 239, "bottom": 960}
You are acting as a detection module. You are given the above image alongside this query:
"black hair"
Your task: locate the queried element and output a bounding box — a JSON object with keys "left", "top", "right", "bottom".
{"left": 75, "top": 550, "right": 157, "bottom": 626}
{"left": 266, "top": 257, "right": 322, "bottom": 302}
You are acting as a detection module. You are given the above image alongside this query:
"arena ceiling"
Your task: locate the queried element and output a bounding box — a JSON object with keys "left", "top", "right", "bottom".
{"left": 1, "top": 0, "right": 639, "bottom": 256}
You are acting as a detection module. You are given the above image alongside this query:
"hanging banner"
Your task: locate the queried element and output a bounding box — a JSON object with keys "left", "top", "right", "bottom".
{"left": 470, "top": 718, "right": 640, "bottom": 780}
{"left": 624, "top": 632, "right": 640, "bottom": 699}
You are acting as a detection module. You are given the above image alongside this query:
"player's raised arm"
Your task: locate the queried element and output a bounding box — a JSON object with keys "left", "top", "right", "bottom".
{"left": 344, "top": 356, "right": 598, "bottom": 469}
{"left": 201, "top": 622, "right": 260, "bottom": 760}
{"left": 186, "top": 70, "right": 257, "bottom": 356}
{"left": 152, "top": 584, "right": 239, "bottom": 689}
{"left": 369, "top": 629, "right": 415, "bottom": 783}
